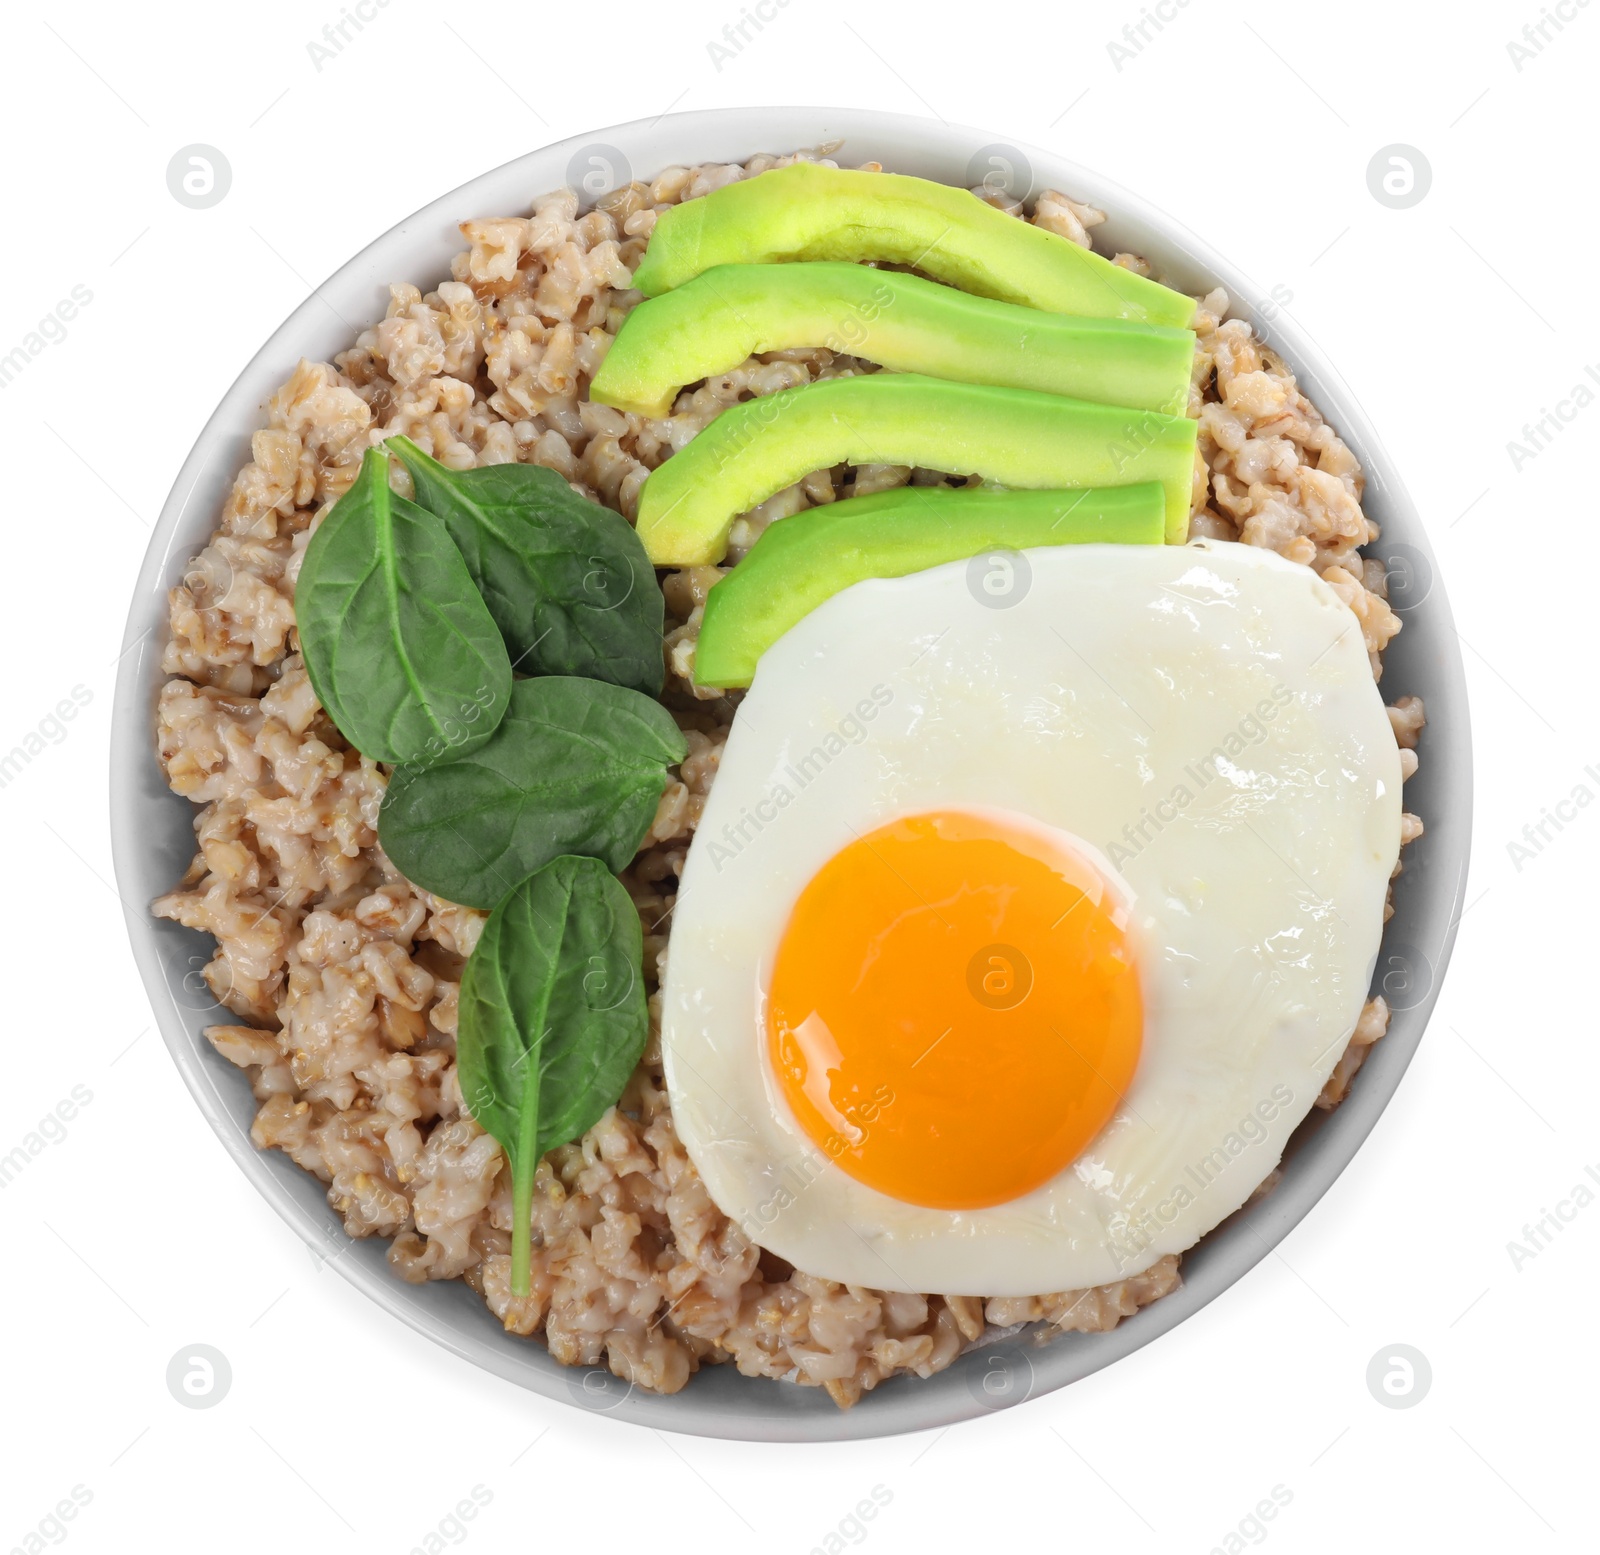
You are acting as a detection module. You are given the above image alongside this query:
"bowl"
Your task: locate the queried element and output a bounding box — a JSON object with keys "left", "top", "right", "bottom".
{"left": 110, "top": 106, "right": 1472, "bottom": 1441}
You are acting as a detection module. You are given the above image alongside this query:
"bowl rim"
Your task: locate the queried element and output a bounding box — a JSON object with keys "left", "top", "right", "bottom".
{"left": 110, "top": 104, "right": 1473, "bottom": 1443}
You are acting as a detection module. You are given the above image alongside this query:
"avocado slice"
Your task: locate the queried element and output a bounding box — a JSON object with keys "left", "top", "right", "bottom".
{"left": 591, "top": 262, "right": 1196, "bottom": 420}
{"left": 635, "top": 373, "right": 1198, "bottom": 565}
{"left": 630, "top": 164, "right": 1196, "bottom": 330}
{"left": 693, "top": 483, "right": 1166, "bottom": 688}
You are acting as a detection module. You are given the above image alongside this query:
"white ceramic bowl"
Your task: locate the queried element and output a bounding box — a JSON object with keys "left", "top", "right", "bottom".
{"left": 111, "top": 107, "right": 1472, "bottom": 1441}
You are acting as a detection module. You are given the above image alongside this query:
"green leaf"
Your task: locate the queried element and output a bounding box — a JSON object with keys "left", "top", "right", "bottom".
{"left": 296, "top": 449, "right": 512, "bottom": 766}
{"left": 388, "top": 436, "right": 666, "bottom": 695}
{"left": 378, "top": 677, "right": 687, "bottom": 909}
{"left": 457, "top": 855, "right": 649, "bottom": 1296}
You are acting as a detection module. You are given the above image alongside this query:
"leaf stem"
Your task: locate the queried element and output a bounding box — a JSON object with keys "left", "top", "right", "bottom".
{"left": 511, "top": 1051, "right": 541, "bottom": 1299}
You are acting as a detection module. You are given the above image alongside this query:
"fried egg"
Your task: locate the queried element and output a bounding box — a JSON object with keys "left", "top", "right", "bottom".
{"left": 660, "top": 540, "right": 1400, "bottom": 1295}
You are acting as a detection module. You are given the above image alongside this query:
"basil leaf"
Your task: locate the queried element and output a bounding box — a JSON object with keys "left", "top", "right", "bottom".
{"left": 296, "top": 449, "right": 512, "bottom": 766}
{"left": 388, "top": 436, "right": 666, "bottom": 695}
{"left": 378, "top": 677, "right": 687, "bottom": 909}
{"left": 457, "top": 855, "right": 648, "bottom": 1296}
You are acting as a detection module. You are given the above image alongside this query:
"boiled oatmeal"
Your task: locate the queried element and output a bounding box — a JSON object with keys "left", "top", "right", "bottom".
{"left": 153, "top": 147, "right": 1424, "bottom": 1408}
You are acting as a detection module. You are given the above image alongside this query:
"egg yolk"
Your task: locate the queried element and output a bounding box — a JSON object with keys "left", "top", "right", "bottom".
{"left": 766, "top": 810, "right": 1143, "bottom": 1210}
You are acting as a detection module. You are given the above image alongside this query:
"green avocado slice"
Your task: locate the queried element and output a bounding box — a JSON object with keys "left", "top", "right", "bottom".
{"left": 630, "top": 164, "right": 1196, "bottom": 330}
{"left": 693, "top": 483, "right": 1166, "bottom": 688}
{"left": 635, "top": 373, "right": 1198, "bottom": 564}
{"left": 591, "top": 262, "right": 1196, "bottom": 420}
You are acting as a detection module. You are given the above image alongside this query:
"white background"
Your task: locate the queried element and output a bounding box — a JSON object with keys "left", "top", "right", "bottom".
{"left": 1, "top": 1, "right": 1593, "bottom": 1550}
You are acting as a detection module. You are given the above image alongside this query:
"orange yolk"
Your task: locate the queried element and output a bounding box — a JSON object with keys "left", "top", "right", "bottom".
{"left": 766, "top": 810, "right": 1143, "bottom": 1210}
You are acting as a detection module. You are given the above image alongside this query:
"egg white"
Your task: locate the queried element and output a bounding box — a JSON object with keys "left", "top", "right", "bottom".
{"left": 660, "top": 540, "right": 1401, "bottom": 1295}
